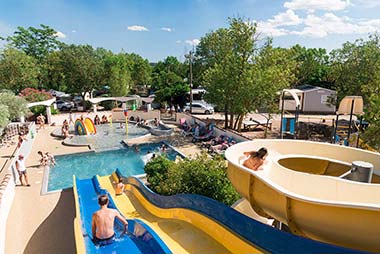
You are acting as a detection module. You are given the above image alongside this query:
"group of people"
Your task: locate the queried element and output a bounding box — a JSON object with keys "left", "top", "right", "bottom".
{"left": 38, "top": 150, "right": 56, "bottom": 167}
{"left": 93, "top": 115, "right": 109, "bottom": 125}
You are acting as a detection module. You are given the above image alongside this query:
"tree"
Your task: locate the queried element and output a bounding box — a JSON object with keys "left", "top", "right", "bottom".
{"left": 2, "top": 24, "right": 64, "bottom": 60}
{"left": 291, "top": 45, "right": 331, "bottom": 88}
{"left": 0, "top": 48, "right": 40, "bottom": 92}
{"left": 198, "top": 18, "right": 257, "bottom": 129}
{"left": 104, "top": 53, "right": 133, "bottom": 96}
{"left": 145, "top": 152, "right": 240, "bottom": 205}
{"left": 329, "top": 35, "right": 380, "bottom": 102}
{"left": 151, "top": 56, "right": 188, "bottom": 105}
{"left": 0, "top": 104, "right": 10, "bottom": 128}
{"left": 0, "top": 90, "right": 29, "bottom": 121}
{"left": 125, "top": 53, "right": 152, "bottom": 91}
{"left": 59, "top": 45, "right": 106, "bottom": 99}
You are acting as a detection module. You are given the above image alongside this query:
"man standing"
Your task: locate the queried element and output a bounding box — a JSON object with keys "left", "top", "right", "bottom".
{"left": 15, "top": 154, "right": 30, "bottom": 186}
{"left": 92, "top": 194, "right": 128, "bottom": 246}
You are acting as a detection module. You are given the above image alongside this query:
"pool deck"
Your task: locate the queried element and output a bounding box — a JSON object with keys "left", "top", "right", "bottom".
{"left": 4, "top": 122, "right": 202, "bottom": 253}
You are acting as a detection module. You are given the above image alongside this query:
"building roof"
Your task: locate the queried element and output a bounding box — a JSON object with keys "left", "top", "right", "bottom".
{"left": 297, "top": 85, "right": 335, "bottom": 93}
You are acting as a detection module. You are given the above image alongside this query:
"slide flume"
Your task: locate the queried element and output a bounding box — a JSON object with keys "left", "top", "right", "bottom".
{"left": 95, "top": 170, "right": 360, "bottom": 253}
{"left": 225, "top": 139, "right": 380, "bottom": 252}
{"left": 73, "top": 175, "right": 171, "bottom": 254}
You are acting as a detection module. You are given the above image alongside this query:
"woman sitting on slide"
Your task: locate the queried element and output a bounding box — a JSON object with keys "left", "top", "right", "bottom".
{"left": 243, "top": 147, "right": 268, "bottom": 171}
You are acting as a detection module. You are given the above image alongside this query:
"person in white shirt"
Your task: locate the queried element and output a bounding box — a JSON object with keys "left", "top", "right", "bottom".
{"left": 15, "top": 154, "right": 30, "bottom": 186}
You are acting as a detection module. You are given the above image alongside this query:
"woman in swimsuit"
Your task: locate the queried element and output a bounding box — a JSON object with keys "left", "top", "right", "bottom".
{"left": 243, "top": 147, "right": 268, "bottom": 171}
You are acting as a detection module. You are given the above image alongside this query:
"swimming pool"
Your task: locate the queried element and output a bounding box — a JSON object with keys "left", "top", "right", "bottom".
{"left": 46, "top": 142, "right": 181, "bottom": 192}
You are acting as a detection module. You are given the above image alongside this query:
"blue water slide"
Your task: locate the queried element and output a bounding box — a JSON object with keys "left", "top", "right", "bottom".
{"left": 115, "top": 169, "right": 364, "bottom": 254}
{"left": 75, "top": 176, "right": 171, "bottom": 254}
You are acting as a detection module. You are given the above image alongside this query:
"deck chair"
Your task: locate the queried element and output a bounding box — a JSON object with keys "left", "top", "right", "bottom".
{"left": 243, "top": 117, "right": 272, "bottom": 131}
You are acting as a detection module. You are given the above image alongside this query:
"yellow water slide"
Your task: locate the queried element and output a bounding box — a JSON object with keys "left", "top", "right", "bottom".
{"left": 225, "top": 139, "right": 380, "bottom": 252}
{"left": 84, "top": 117, "right": 96, "bottom": 134}
{"left": 96, "top": 174, "right": 261, "bottom": 254}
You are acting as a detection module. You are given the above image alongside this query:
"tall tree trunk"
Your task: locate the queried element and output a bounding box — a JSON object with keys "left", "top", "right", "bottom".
{"left": 233, "top": 114, "right": 241, "bottom": 130}
{"left": 224, "top": 104, "right": 228, "bottom": 129}
{"left": 229, "top": 113, "right": 234, "bottom": 129}
{"left": 264, "top": 113, "right": 271, "bottom": 138}
{"left": 237, "top": 113, "right": 245, "bottom": 132}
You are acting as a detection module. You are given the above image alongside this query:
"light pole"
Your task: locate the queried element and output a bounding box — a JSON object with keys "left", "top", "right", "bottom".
{"left": 185, "top": 50, "right": 194, "bottom": 114}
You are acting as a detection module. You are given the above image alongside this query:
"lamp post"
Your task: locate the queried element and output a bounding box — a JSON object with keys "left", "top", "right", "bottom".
{"left": 185, "top": 50, "right": 194, "bottom": 114}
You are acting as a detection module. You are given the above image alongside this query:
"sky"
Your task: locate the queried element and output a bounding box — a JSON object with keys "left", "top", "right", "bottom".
{"left": 1, "top": 0, "right": 380, "bottom": 62}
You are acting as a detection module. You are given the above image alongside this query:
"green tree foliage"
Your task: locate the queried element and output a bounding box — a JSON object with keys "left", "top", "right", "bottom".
{"left": 199, "top": 18, "right": 257, "bottom": 129}
{"left": 291, "top": 45, "right": 331, "bottom": 88}
{"left": 0, "top": 104, "right": 10, "bottom": 128}
{"left": 0, "top": 48, "right": 40, "bottom": 92}
{"left": 58, "top": 44, "right": 106, "bottom": 98}
{"left": 2, "top": 24, "right": 64, "bottom": 60}
{"left": 104, "top": 53, "right": 133, "bottom": 96}
{"left": 362, "top": 95, "right": 380, "bottom": 149}
{"left": 125, "top": 53, "right": 152, "bottom": 91}
{"left": 0, "top": 90, "right": 28, "bottom": 121}
{"left": 198, "top": 18, "right": 296, "bottom": 131}
{"left": 145, "top": 153, "right": 240, "bottom": 206}
{"left": 151, "top": 56, "right": 188, "bottom": 104}
{"left": 329, "top": 35, "right": 380, "bottom": 102}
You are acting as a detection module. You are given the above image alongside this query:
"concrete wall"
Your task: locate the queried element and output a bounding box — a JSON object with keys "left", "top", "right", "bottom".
{"left": 176, "top": 113, "right": 249, "bottom": 142}
{"left": 0, "top": 122, "right": 36, "bottom": 254}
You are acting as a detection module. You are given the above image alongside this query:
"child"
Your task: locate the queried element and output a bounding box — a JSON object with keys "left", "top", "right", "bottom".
{"left": 46, "top": 152, "right": 56, "bottom": 166}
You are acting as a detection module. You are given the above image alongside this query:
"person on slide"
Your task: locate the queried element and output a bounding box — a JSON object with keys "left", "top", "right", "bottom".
{"left": 92, "top": 194, "right": 128, "bottom": 246}
{"left": 243, "top": 147, "right": 268, "bottom": 171}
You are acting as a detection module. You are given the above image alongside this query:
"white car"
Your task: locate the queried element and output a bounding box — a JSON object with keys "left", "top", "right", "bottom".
{"left": 184, "top": 102, "right": 214, "bottom": 114}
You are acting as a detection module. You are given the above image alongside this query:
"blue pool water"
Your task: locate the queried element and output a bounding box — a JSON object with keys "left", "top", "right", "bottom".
{"left": 47, "top": 143, "right": 180, "bottom": 192}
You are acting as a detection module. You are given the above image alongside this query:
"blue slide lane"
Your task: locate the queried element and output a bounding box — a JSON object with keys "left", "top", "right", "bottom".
{"left": 75, "top": 176, "right": 171, "bottom": 254}
{"left": 115, "top": 169, "right": 366, "bottom": 254}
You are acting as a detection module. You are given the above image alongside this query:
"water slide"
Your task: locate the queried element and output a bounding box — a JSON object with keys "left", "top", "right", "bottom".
{"left": 94, "top": 170, "right": 360, "bottom": 253}
{"left": 75, "top": 119, "right": 87, "bottom": 135}
{"left": 73, "top": 175, "right": 172, "bottom": 254}
{"left": 74, "top": 118, "right": 96, "bottom": 135}
{"left": 84, "top": 117, "right": 97, "bottom": 134}
{"left": 225, "top": 139, "right": 380, "bottom": 252}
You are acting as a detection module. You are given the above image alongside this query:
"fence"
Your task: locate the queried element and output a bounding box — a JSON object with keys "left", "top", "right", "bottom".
{"left": 175, "top": 113, "right": 250, "bottom": 143}
{"left": 0, "top": 122, "right": 36, "bottom": 254}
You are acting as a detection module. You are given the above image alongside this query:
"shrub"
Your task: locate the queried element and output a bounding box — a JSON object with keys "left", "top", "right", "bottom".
{"left": 144, "top": 152, "right": 240, "bottom": 205}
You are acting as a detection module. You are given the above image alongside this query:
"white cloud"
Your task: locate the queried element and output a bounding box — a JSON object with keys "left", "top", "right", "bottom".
{"left": 356, "top": 0, "right": 380, "bottom": 7}
{"left": 176, "top": 40, "right": 182, "bottom": 43}
{"left": 72, "top": 30, "right": 77, "bottom": 33}
{"left": 284, "top": 0, "right": 350, "bottom": 12}
{"left": 257, "top": 22, "right": 290, "bottom": 37}
{"left": 255, "top": 10, "right": 301, "bottom": 37}
{"left": 292, "top": 13, "right": 380, "bottom": 38}
{"left": 127, "top": 25, "right": 149, "bottom": 31}
{"left": 161, "top": 27, "right": 172, "bottom": 32}
{"left": 55, "top": 31, "right": 66, "bottom": 38}
{"left": 267, "top": 10, "right": 302, "bottom": 27}
{"left": 185, "top": 39, "right": 200, "bottom": 46}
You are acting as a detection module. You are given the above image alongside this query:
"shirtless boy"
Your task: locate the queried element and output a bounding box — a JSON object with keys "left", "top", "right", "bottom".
{"left": 92, "top": 194, "right": 128, "bottom": 246}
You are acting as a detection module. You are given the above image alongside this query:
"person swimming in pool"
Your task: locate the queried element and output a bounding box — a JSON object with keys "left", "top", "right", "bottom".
{"left": 92, "top": 194, "right": 128, "bottom": 246}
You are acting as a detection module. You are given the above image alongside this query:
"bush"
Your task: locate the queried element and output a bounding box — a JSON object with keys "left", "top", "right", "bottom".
{"left": 144, "top": 152, "right": 240, "bottom": 205}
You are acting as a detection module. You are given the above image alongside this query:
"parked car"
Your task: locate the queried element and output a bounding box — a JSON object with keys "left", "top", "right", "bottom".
{"left": 56, "top": 100, "right": 75, "bottom": 111}
{"left": 184, "top": 102, "right": 214, "bottom": 114}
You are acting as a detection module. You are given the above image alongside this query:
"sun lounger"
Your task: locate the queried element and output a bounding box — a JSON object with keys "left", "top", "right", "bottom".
{"left": 242, "top": 118, "right": 272, "bottom": 131}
